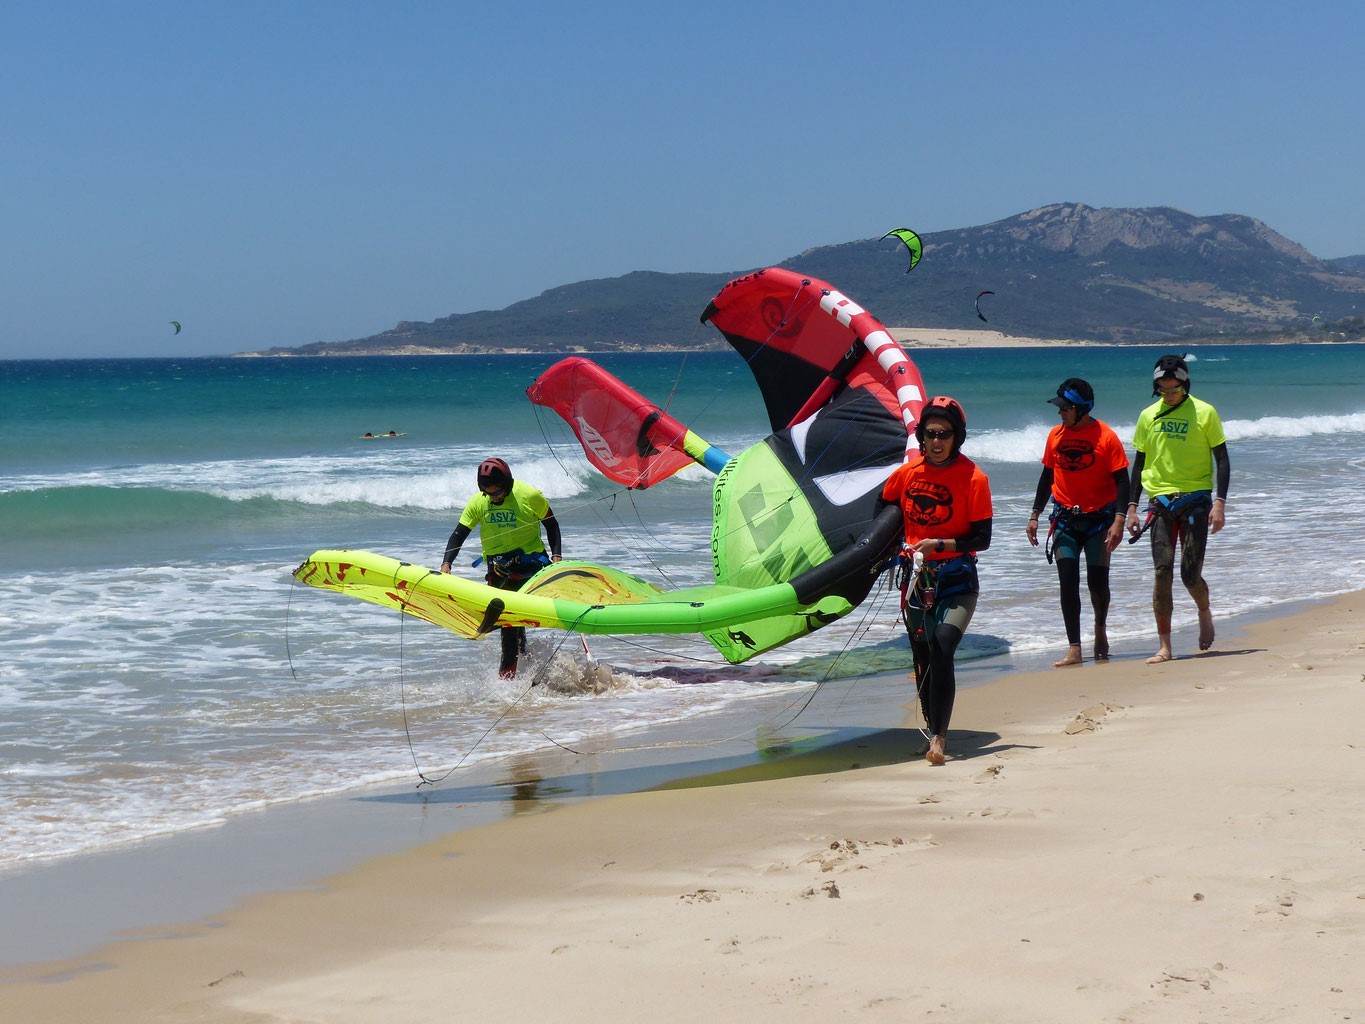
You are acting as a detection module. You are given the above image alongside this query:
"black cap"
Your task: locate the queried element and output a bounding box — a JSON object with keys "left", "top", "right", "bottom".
{"left": 1047, "top": 377, "right": 1094, "bottom": 412}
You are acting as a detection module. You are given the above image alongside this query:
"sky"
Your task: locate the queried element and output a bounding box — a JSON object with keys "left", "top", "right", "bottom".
{"left": 3, "top": 1, "right": 1363, "bottom": 359}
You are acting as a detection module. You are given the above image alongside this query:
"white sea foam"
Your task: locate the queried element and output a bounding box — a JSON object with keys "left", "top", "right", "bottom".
{"left": 966, "top": 407, "right": 1365, "bottom": 465}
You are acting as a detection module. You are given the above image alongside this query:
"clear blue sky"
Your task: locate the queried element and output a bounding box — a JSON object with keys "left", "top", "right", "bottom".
{"left": 3, "top": 1, "right": 1361, "bottom": 359}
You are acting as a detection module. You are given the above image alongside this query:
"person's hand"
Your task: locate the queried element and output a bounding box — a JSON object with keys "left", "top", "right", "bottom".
{"left": 551, "top": 555, "right": 562, "bottom": 562}
{"left": 1105, "top": 518, "right": 1124, "bottom": 552}
{"left": 1025, "top": 518, "right": 1039, "bottom": 547}
{"left": 439, "top": 561, "right": 452, "bottom": 574}
{"left": 1209, "top": 500, "right": 1226, "bottom": 535}
{"left": 1126, "top": 511, "right": 1141, "bottom": 538}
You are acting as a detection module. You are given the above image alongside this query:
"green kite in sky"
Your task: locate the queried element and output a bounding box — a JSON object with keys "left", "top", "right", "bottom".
{"left": 882, "top": 228, "right": 923, "bottom": 273}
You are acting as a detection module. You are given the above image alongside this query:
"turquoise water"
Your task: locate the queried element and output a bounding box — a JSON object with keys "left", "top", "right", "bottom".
{"left": 2, "top": 345, "right": 1364, "bottom": 869}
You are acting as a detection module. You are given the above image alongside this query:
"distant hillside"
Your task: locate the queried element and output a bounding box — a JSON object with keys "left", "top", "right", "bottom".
{"left": 247, "top": 204, "right": 1365, "bottom": 355}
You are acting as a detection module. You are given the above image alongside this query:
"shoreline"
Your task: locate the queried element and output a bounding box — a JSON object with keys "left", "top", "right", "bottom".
{"left": 6, "top": 590, "right": 1363, "bottom": 1020}
{"left": 226, "top": 333, "right": 1342, "bottom": 358}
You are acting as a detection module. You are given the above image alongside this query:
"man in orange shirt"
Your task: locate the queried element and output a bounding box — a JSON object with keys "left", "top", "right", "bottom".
{"left": 881, "top": 396, "right": 993, "bottom": 766}
{"left": 1026, "top": 379, "right": 1129, "bottom": 667}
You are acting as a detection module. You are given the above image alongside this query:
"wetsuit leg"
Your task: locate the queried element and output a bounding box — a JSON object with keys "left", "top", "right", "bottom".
{"left": 1086, "top": 562, "right": 1112, "bottom": 627}
{"left": 488, "top": 571, "right": 527, "bottom": 677}
{"left": 499, "top": 626, "right": 520, "bottom": 674}
{"left": 1055, "top": 557, "right": 1083, "bottom": 645}
{"left": 1178, "top": 509, "right": 1212, "bottom": 606}
{"left": 1081, "top": 529, "right": 1113, "bottom": 632}
{"left": 918, "top": 594, "right": 977, "bottom": 738}
{"left": 1148, "top": 516, "right": 1177, "bottom": 631}
{"left": 905, "top": 606, "right": 931, "bottom": 690}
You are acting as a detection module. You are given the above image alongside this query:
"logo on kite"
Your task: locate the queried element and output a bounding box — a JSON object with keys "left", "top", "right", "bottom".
{"left": 974, "top": 291, "right": 995, "bottom": 323}
{"left": 882, "top": 228, "right": 923, "bottom": 274}
{"left": 169, "top": 320, "right": 182, "bottom": 335}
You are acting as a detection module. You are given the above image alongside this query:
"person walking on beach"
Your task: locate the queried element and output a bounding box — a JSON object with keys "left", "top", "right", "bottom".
{"left": 1026, "top": 378, "right": 1130, "bottom": 667}
{"left": 881, "top": 396, "right": 993, "bottom": 766}
{"left": 440, "top": 457, "right": 563, "bottom": 680}
{"left": 1125, "top": 354, "right": 1230, "bottom": 664}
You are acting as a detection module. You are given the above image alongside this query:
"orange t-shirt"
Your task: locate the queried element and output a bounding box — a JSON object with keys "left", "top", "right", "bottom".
{"left": 882, "top": 454, "right": 993, "bottom": 562}
{"left": 1040, "top": 418, "right": 1129, "bottom": 512}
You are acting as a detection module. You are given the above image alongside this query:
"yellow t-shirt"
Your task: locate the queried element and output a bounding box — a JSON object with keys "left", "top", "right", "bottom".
{"left": 1132, "top": 394, "right": 1225, "bottom": 495}
{"left": 457, "top": 479, "right": 551, "bottom": 558}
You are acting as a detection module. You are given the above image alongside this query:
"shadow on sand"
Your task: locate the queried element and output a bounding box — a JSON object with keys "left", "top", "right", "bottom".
{"left": 359, "top": 724, "right": 1009, "bottom": 815}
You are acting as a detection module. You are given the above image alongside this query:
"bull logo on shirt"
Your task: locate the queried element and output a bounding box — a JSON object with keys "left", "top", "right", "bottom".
{"left": 1055, "top": 437, "right": 1096, "bottom": 472}
{"left": 904, "top": 480, "right": 954, "bottom": 527}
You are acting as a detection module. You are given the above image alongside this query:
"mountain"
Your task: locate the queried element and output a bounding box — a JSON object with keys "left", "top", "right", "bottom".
{"left": 247, "top": 204, "right": 1365, "bottom": 355}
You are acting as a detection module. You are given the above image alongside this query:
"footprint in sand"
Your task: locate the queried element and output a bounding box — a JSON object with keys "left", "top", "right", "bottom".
{"left": 1254, "top": 891, "right": 1297, "bottom": 917}
{"left": 1155, "top": 964, "right": 1223, "bottom": 994}
{"left": 1065, "top": 702, "right": 1124, "bottom": 734}
{"left": 804, "top": 837, "right": 910, "bottom": 873}
{"left": 679, "top": 889, "right": 721, "bottom": 904}
{"left": 973, "top": 764, "right": 1003, "bottom": 783}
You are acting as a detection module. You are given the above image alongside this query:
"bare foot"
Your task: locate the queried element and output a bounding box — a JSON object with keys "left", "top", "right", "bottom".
{"left": 1198, "top": 609, "right": 1215, "bottom": 651}
{"left": 1053, "top": 645, "right": 1083, "bottom": 668}
{"left": 1145, "top": 649, "right": 1173, "bottom": 665}
{"left": 1094, "top": 625, "right": 1109, "bottom": 661}
{"left": 926, "top": 735, "right": 947, "bottom": 766}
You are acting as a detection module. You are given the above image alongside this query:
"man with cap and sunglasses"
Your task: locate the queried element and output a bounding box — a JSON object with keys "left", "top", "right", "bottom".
{"left": 1026, "top": 378, "right": 1130, "bottom": 667}
{"left": 1125, "top": 355, "right": 1230, "bottom": 664}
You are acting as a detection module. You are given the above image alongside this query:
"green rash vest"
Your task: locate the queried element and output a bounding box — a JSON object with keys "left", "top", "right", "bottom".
{"left": 1132, "top": 394, "right": 1226, "bottom": 496}
{"left": 457, "top": 479, "right": 551, "bottom": 559}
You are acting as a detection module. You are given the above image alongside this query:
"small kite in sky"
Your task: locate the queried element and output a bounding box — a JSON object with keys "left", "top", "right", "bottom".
{"left": 169, "top": 321, "right": 182, "bottom": 335}
{"left": 974, "top": 291, "right": 994, "bottom": 323}
{"left": 881, "top": 228, "right": 923, "bottom": 274}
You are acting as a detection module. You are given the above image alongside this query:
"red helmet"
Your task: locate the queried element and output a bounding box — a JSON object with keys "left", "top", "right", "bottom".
{"left": 915, "top": 395, "right": 967, "bottom": 449}
{"left": 476, "top": 457, "right": 513, "bottom": 491}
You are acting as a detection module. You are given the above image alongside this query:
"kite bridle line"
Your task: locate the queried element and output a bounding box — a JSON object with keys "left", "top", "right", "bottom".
{"left": 393, "top": 563, "right": 552, "bottom": 788}
{"left": 282, "top": 564, "right": 376, "bottom": 734}
{"left": 897, "top": 550, "right": 940, "bottom": 746}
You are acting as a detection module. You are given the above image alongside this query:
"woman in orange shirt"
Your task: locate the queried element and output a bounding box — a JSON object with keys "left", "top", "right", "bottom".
{"left": 880, "top": 397, "right": 993, "bottom": 766}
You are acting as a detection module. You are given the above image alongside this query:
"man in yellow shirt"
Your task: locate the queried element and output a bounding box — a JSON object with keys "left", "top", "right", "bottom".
{"left": 1125, "top": 355, "right": 1230, "bottom": 664}
{"left": 441, "top": 457, "right": 562, "bottom": 679}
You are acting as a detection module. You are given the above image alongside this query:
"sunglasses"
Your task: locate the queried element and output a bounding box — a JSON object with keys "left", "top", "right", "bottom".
{"left": 922, "top": 428, "right": 955, "bottom": 441}
{"left": 1156, "top": 381, "right": 1184, "bottom": 393}
{"left": 482, "top": 485, "right": 507, "bottom": 498}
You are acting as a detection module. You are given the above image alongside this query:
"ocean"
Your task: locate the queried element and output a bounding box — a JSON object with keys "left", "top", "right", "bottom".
{"left": 3, "top": 344, "right": 1364, "bottom": 873}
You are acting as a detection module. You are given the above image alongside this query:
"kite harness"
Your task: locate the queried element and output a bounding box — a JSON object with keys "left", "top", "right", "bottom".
{"left": 1045, "top": 502, "right": 1120, "bottom": 564}
{"left": 896, "top": 547, "right": 980, "bottom": 640}
{"left": 1126, "top": 490, "right": 1213, "bottom": 545}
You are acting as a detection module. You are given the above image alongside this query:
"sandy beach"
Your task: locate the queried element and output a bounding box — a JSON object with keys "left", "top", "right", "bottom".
{"left": 888, "top": 327, "right": 1091, "bottom": 349}
{"left": 6, "top": 593, "right": 1363, "bottom": 1022}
